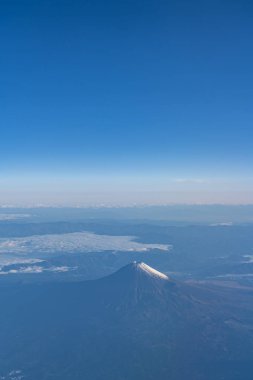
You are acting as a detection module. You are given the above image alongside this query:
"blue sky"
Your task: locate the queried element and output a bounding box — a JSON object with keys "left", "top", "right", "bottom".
{"left": 1, "top": 0, "right": 253, "bottom": 205}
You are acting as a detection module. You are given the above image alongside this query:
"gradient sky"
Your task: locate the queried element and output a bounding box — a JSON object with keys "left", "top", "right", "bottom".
{"left": 1, "top": 0, "right": 253, "bottom": 205}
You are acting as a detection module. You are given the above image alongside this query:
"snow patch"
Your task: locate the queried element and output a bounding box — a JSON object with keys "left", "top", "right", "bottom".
{"left": 136, "top": 262, "right": 169, "bottom": 280}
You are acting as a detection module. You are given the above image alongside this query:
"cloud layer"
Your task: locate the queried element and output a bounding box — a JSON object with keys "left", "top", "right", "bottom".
{"left": 0, "top": 265, "right": 71, "bottom": 275}
{"left": 0, "top": 231, "right": 170, "bottom": 256}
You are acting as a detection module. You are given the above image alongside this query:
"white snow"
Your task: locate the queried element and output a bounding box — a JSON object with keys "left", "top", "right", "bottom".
{"left": 137, "top": 262, "right": 169, "bottom": 280}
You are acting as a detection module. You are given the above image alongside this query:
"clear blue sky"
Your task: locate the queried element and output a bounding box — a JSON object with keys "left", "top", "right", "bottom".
{"left": 1, "top": 0, "right": 253, "bottom": 205}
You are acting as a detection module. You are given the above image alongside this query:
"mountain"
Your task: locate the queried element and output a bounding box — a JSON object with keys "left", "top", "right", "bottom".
{"left": 0, "top": 262, "right": 253, "bottom": 380}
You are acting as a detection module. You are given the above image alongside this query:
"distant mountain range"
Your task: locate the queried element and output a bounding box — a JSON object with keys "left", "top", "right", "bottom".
{"left": 1, "top": 262, "right": 253, "bottom": 380}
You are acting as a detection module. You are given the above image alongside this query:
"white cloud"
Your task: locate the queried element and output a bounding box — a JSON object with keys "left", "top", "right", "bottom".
{"left": 0, "top": 231, "right": 171, "bottom": 256}
{"left": 210, "top": 222, "right": 233, "bottom": 226}
{"left": 172, "top": 178, "right": 210, "bottom": 184}
{"left": 0, "top": 213, "right": 31, "bottom": 221}
{"left": 0, "top": 257, "right": 44, "bottom": 269}
{"left": 0, "top": 369, "right": 24, "bottom": 380}
{"left": 0, "top": 265, "right": 73, "bottom": 275}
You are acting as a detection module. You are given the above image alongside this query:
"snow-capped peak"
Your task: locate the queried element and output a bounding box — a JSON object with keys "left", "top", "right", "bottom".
{"left": 133, "top": 261, "right": 169, "bottom": 280}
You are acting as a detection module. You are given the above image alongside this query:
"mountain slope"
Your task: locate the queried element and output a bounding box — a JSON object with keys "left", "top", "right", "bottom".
{"left": 0, "top": 262, "right": 253, "bottom": 380}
